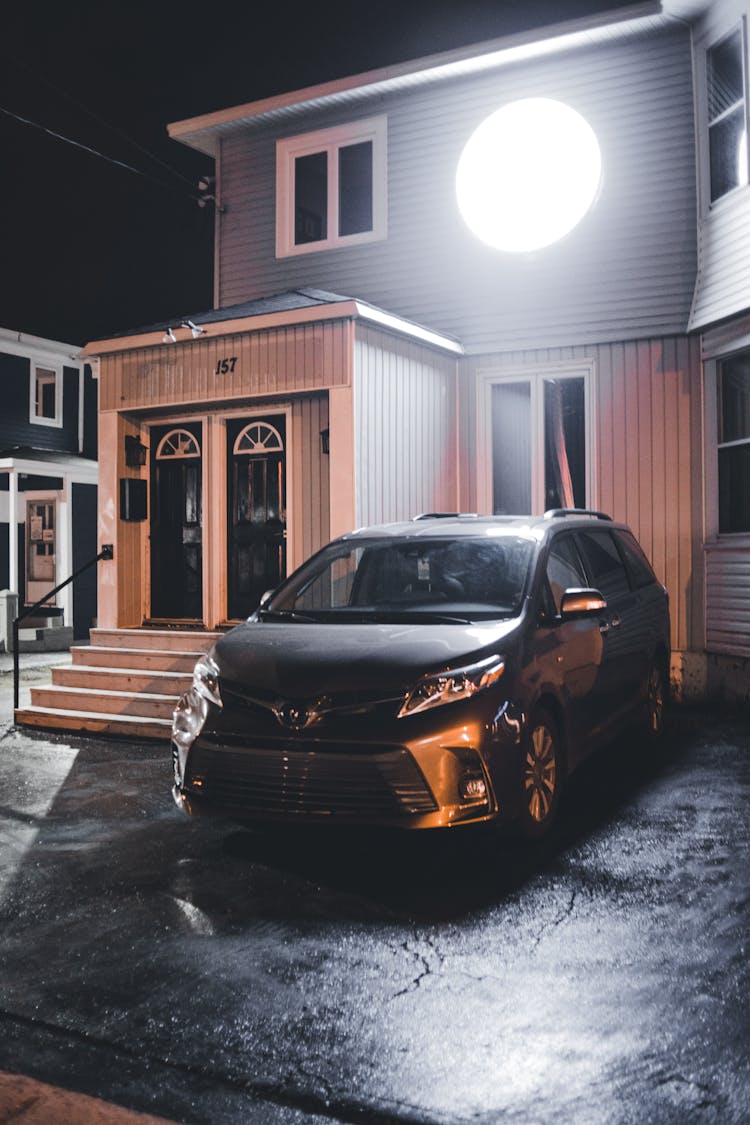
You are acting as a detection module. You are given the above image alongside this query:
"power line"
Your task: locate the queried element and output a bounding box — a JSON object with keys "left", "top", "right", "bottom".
{"left": 0, "top": 104, "right": 200, "bottom": 201}
{"left": 1, "top": 47, "right": 200, "bottom": 191}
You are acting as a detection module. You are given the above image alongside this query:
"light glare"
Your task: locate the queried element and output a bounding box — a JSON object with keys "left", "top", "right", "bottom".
{"left": 456, "top": 98, "right": 602, "bottom": 252}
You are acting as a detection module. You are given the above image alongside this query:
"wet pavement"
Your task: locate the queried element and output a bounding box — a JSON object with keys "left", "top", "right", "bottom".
{"left": 0, "top": 673, "right": 748, "bottom": 1124}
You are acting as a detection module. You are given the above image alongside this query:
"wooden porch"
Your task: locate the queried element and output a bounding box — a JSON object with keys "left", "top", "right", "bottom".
{"left": 14, "top": 628, "right": 219, "bottom": 741}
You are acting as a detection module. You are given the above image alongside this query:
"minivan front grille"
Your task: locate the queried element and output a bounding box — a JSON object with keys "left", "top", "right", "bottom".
{"left": 185, "top": 742, "right": 437, "bottom": 818}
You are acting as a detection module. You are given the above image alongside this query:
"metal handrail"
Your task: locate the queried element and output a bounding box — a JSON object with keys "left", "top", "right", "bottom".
{"left": 12, "top": 544, "right": 113, "bottom": 712}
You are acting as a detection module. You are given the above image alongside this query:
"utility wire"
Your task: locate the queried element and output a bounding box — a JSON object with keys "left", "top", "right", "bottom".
{"left": 0, "top": 103, "right": 200, "bottom": 200}
{"left": 0, "top": 47, "right": 199, "bottom": 191}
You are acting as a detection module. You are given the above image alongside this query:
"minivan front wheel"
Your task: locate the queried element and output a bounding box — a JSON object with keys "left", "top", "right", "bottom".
{"left": 516, "top": 708, "right": 562, "bottom": 837}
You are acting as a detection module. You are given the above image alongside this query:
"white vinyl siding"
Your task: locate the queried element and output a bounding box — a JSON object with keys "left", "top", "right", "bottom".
{"left": 353, "top": 325, "right": 457, "bottom": 525}
{"left": 705, "top": 542, "right": 750, "bottom": 655}
{"left": 218, "top": 23, "right": 695, "bottom": 352}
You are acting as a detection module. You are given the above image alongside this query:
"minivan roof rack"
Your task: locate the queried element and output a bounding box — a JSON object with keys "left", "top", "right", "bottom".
{"left": 543, "top": 508, "right": 612, "bottom": 521}
{"left": 412, "top": 512, "right": 478, "bottom": 520}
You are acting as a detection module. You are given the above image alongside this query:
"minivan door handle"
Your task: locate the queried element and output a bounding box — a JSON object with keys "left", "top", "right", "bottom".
{"left": 610, "top": 614, "right": 622, "bottom": 628}
{"left": 599, "top": 620, "right": 610, "bottom": 635}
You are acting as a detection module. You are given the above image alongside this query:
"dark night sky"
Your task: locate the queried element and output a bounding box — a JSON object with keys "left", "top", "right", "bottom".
{"left": 1, "top": 0, "right": 630, "bottom": 347}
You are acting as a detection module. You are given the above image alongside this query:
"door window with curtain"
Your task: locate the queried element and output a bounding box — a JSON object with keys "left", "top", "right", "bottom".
{"left": 489, "top": 372, "right": 589, "bottom": 515}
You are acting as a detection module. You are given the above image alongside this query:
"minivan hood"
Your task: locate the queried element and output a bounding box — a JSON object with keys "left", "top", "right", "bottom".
{"left": 213, "top": 618, "right": 521, "bottom": 699}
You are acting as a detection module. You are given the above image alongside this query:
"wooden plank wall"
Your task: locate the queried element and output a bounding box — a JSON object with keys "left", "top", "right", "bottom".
{"left": 98, "top": 321, "right": 350, "bottom": 412}
{"left": 460, "top": 335, "right": 704, "bottom": 654}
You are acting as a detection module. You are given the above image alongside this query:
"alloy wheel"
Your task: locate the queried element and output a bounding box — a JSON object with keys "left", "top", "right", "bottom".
{"left": 524, "top": 721, "right": 558, "bottom": 823}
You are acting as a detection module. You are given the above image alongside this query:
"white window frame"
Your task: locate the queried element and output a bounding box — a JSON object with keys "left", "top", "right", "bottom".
{"left": 698, "top": 19, "right": 750, "bottom": 214}
{"left": 29, "top": 362, "right": 63, "bottom": 428}
{"left": 704, "top": 343, "right": 750, "bottom": 544}
{"left": 276, "top": 116, "right": 387, "bottom": 257}
{"left": 476, "top": 362, "right": 596, "bottom": 516}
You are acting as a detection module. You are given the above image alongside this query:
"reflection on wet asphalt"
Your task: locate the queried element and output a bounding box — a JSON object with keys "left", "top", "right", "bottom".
{"left": 0, "top": 706, "right": 748, "bottom": 1124}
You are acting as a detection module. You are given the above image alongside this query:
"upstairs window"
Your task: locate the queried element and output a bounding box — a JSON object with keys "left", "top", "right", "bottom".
{"left": 30, "top": 364, "right": 62, "bottom": 427}
{"left": 276, "top": 117, "right": 386, "bottom": 256}
{"left": 707, "top": 27, "right": 748, "bottom": 203}
{"left": 717, "top": 348, "right": 750, "bottom": 532}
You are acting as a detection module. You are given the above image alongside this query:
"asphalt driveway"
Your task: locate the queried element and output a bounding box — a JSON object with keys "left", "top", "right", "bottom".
{"left": 0, "top": 700, "right": 748, "bottom": 1124}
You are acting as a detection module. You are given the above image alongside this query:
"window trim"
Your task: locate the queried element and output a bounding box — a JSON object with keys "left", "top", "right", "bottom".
{"left": 29, "top": 362, "right": 63, "bottom": 428}
{"left": 275, "top": 116, "right": 387, "bottom": 257}
{"left": 699, "top": 19, "right": 750, "bottom": 213}
{"left": 706, "top": 346, "right": 750, "bottom": 540}
{"left": 476, "top": 362, "right": 597, "bottom": 516}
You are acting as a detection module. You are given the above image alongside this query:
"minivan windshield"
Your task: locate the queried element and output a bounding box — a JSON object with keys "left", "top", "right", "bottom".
{"left": 263, "top": 535, "right": 534, "bottom": 623}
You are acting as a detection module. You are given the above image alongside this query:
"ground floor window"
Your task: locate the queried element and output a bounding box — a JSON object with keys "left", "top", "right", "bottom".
{"left": 717, "top": 348, "right": 750, "bottom": 532}
{"left": 484, "top": 368, "right": 590, "bottom": 515}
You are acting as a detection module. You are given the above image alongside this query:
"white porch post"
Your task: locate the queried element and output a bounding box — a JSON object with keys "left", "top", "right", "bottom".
{"left": 8, "top": 470, "right": 18, "bottom": 598}
{"left": 58, "top": 476, "right": 72, "bottom": 625}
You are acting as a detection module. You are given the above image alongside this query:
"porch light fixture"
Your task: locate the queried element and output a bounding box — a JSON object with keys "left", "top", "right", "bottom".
{"left": 162, "top": 327, "right": 177, "bottom": 344}
{"left": 181, "top": 320, "right": 206, "bottom": 338}
{"left": 124, "top": 435, "right": 148, "bottom": 467}
{"left": 456, "top": 98, "right": 602, "bottom": 253}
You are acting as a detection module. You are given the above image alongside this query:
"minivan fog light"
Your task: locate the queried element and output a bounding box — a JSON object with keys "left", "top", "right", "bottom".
{"left": 459, "top": 776, "right": 487, "bottom": 800}
{"left": 399, "top": 655, "right": 505, "bottom": 717}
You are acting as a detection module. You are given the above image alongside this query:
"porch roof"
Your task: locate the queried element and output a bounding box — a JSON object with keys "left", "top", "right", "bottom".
{"left": 0, "top": 446, "right": 98, "bottom": 482}
{"left": 80, "top": 288, "right": 464, "bottom": 359}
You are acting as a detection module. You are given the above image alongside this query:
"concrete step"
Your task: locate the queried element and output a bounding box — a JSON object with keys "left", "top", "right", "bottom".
{"left": 90, "top": 628, "right": 221, "bottom": 653}
{"left": 52, "top": 665, "right": 192, "bottom": 696}
{"left": 71, "top": 646, "right": 200, "bottom": 673}
{"left": 30, "top": 685, "right": 178, "bottom": 720}
{"left": 13, "top": 705, "right": 171, "bottom": 741}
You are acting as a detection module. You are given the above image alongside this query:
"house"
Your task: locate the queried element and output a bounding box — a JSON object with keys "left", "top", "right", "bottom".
{"left": 0, "top": 327, "right": 98, "bottom": 650}
{"left": 15, "top": 0, "right": 750, "bottom": 735}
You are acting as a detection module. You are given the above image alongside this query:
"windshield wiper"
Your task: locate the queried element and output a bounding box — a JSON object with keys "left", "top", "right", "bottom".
{"left": 258, "top": 608, "right": 317, "bottom": 623}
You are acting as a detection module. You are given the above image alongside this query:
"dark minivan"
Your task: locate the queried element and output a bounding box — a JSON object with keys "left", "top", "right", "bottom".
{"left": 171, "top": 510, "right": 670, "bottom": 836}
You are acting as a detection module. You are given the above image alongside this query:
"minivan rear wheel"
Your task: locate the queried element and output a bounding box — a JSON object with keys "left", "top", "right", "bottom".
{"left": 644, "top": 660, "right": 667, "bottom": 739}
{"left": 515, "top": 708, "right": 562, "bottom": 838}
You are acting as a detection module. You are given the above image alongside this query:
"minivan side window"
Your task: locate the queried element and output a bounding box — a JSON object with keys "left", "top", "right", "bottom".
{"left": 613, "top": 529, "right": 657, "bottom": 590}
{"left": 545, "top": 533, "right": 589, "bottom": 614}
{"left": 575, "top": 529, "right": 631, "bottom": 602}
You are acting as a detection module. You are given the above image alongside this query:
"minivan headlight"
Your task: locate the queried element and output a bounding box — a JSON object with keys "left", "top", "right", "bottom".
{"left": 193, "top": 653, "right": 222, "bottom": 708}
{"left": 399, "top": 655, "right": 505, "bottom": 718}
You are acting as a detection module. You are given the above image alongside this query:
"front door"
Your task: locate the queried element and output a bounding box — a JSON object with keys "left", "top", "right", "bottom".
{"left": 150, "top": 423, "right": 203, "bottom": 620}
{"left": 227, "top": 417, "right": 286, "bottom": 619}
{"left": 25, "top": 498, "right": 56, "bottom": 606}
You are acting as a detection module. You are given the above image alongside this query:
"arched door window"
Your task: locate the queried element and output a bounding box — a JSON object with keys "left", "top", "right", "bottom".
{"left": 233, "top": 421, "right": 284, "bottom": 455}
{"left": 156, "top": 428, "right": 201, "bottom": 459}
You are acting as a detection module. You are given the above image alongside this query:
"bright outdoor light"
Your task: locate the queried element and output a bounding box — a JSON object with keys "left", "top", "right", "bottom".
{"left": 456, "top": 97, "right": 602, "bottom": 252}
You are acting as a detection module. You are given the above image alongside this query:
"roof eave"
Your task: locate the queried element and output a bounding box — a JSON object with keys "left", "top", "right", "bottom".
{"left": 81, "top": 300, "right": 463, "bottom": 358}
{"left": 168, "top": 2, "right": 661, "bottom": 156}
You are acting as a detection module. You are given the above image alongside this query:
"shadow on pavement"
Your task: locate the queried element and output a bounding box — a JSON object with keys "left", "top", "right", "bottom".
{"left": 214, "top": 704, "right": 706, "bottom": 922}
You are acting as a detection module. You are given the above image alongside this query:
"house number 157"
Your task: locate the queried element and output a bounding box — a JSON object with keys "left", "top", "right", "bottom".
{"left": 214, "top": 356, "right": 237, "bottom": 374}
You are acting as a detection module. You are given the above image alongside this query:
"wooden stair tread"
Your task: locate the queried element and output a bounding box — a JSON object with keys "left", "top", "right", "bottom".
{"left": 33, "top": 685, "right": 179, "bottom": 701}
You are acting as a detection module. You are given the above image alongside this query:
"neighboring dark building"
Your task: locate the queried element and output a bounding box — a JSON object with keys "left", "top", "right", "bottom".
{"left": 0, "top": 328, "right": 98, "bottom": 645}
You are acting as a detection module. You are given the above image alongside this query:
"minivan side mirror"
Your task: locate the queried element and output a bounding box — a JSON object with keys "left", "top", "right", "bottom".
{"left": 560, "top": 587, "right": 607, "bottom": 617}
{"left": 258, "top": 589, "right": 275, "bottom": 609}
